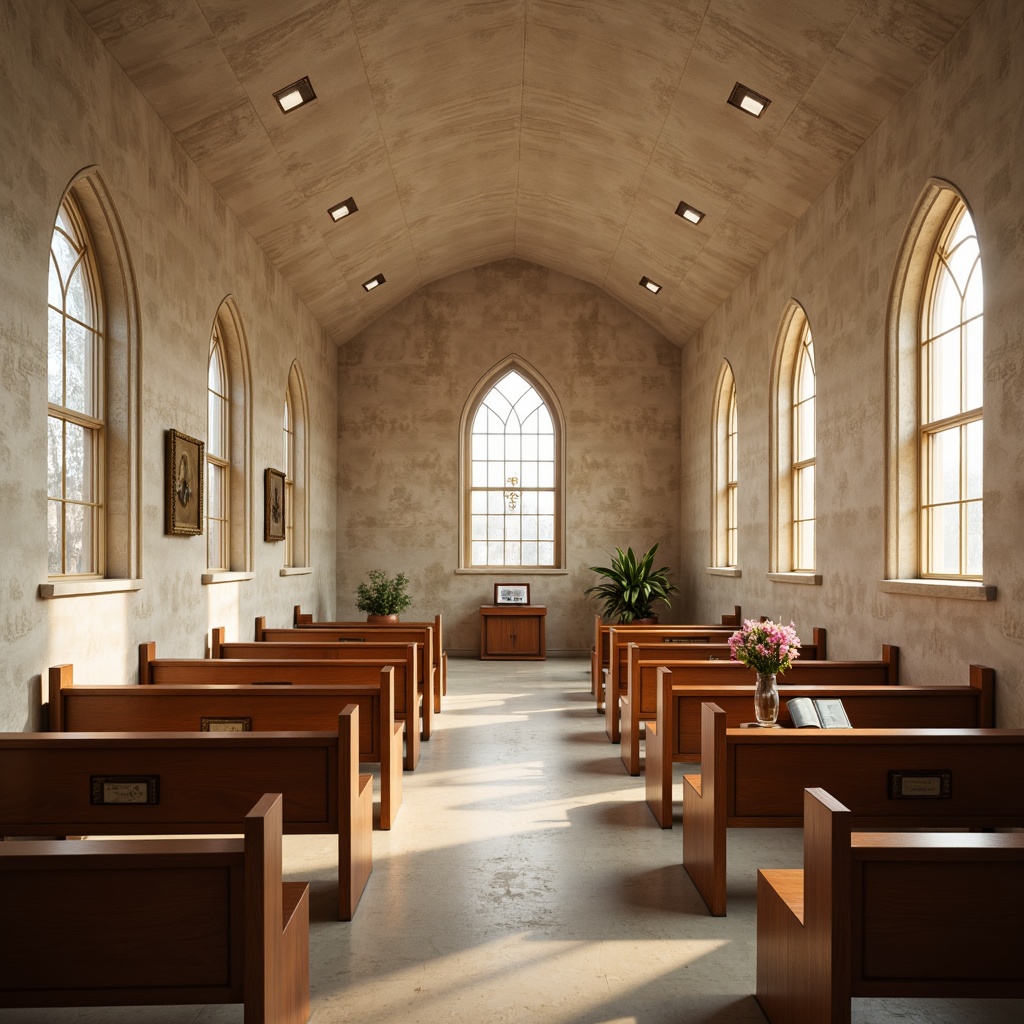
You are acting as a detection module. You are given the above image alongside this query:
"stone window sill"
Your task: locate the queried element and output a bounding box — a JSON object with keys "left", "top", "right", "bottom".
{"left": 878, "top": 579, "right": 995, "bottom": 601}
{"left": 767, "top": 572, "right": 822, "bottom": 586}
{"left": 39, "top": 579, "right": 143, "bottom": 599}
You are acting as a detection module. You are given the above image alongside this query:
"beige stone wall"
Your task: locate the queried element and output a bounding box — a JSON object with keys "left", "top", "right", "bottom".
{"left": 335, "top": 260, "right": 682, "bottom": 654}
{"left": 0, "top": 1, "right": 337, "bottom": 730}
{"left": 682, "top": 0, "right": 1024, "bottom": 722}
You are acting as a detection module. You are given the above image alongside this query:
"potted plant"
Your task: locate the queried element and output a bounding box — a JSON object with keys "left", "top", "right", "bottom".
{"left": 584, "top": 543, "right": 678, "bottom": 624}
{"left": 355, "top": 569, "right": 413, "bottom": 623}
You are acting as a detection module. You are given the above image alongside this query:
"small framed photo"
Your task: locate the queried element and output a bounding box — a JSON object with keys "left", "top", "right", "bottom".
{"left": 264, "top": 468, "right": 286, "bottom": 542}
{"left": 166, "top": 429, "right": 204, "bottom": 536}
{"left": 494, "top": 583, "right": 530, "bottom": 605}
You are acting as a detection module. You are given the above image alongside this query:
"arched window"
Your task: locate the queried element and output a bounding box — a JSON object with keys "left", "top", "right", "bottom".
{"left": 712, "top": 361, "right": 738, "bottom": 568}
{"left": 204, "top": 300, "right": 252, "bottom": 578}
{"left": 461, "top": 358, "right": 564, "bottom": 569}
{"left": 283, "top": 361, "right": 309, "bottom": 568}
{"left": 44, "top": 171, "right": 140, "bottom": 592}
{"left": 770, "top": 303, "right": 817, "bottom": 577}
{"left": 885, "top": 184, "right": 986, "bottom": 590}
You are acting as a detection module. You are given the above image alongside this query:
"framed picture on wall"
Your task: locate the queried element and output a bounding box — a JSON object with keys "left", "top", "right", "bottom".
{"left": 166, "top": 429, "right": 204, "bottom": 536}
{"left": 494, "top": 583, "right": 530, "bottom": 605}
{"left": 264, "top": 468, "right": 286, "bottom": 542}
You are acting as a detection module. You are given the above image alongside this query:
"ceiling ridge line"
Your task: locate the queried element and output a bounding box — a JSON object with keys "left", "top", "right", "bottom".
{"left": 345, "top": 0, "right": 426, "bottom": 293}
{"left": 511, "top": 0, "right": 529, "bottom": 260}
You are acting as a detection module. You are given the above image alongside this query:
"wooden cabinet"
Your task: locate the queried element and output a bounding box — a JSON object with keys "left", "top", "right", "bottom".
{"left": 479, "top": 605, "right": 547, "bottom": 660}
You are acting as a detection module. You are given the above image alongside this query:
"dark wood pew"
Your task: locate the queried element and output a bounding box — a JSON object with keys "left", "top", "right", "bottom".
{"left": 260, "top": 610, "right": 440, "bottom": 724}
{"left": 225, "top": 623, "right": 434, "bottom": 745}
{"left": 47, "top": 662, "right": 404, "bottom": 831}
{"left": 683, "top": 697, "right": 1022, "bottom": 916}
{"left": 2, "top": 706, "right": 371, "bottom": 921}
{"left": 597, "top": 621, "right": 742, "bottom": 714}
{"left": 146, "top": 636, "right": 420, "bottom": 774}
{"left": 590, "top": 606, "right": 742, "bottom": 703}
{"left": 756, "top": 788, "right": 1024, "bottom": 1023}
{"left": 0, "top": 792, "right": 309, "bottom": 1022}
{"left": 294, "top": 606, "right": 447, "bottom": 708}
{"left": 614, "top": 627, "right": 828, "bottom": 767}
{"left": 644, "top": 648, "right": 906, "bottom": 822}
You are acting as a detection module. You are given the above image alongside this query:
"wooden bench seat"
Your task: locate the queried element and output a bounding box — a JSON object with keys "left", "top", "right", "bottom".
{"left": 145, "top": 638, "right": 421, "bottom": 773}
{"left": 756, "top": 788, "right": 1024, "bottom": 1023}
{"left": 613, "top": 627, "right": 828, "bottom": 764}
{"left": 47, "top": 663, "right": 404, "bottom": 831}
{"left": 294, "top": 607, "right": 447, "bottom": 708}
{"left": 216, "top": 628, "right": 432, "bottom": 752}
{"left": 2, "top": 706, "right": 371, "bottom": 921}
{"left": 682, "top": 696, "right": 1022, "bottom": 916}
{"left": 0, "top": 792, "right": 309, "bottom": 1022}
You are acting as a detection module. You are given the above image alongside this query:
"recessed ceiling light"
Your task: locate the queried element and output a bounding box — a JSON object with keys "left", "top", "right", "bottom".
{"left": 273, "top": 76, "right": 316, "bottom": 113}
{"left": 727, "top": 82, "right": 770, "bottom": 118}
{"left": 362, "top": 273, "right": 386, "bottom": 292}
{"left": 328, "top": 198, "right": 358, "bottom": 222}
{"left": 639, "top": 276, "right": 662, "bottom": 294}
{"left": 675, "top": 201, "right": 705, "bottom": 225}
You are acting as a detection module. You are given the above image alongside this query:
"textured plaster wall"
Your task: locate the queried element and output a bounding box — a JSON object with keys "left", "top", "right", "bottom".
{"left": 336, "top": 260, "right": 682, "bottom": 655}
{"left": 0, "top": 0, "right": 337, "bottom": 731}
{"left": 681, "top": 0, "right": 1024, "bottom": 723}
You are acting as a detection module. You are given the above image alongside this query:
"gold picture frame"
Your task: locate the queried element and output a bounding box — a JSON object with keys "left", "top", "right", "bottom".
{"left": 166, "top": 429, "right": 204, "bottom": 536}
{"left": 264, "top": 468, "right": 286, "bottom": 542}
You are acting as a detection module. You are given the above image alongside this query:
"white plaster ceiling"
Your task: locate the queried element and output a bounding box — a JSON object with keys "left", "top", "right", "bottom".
{"left": 72, "top": 0, "right": 981, "bottom": 346}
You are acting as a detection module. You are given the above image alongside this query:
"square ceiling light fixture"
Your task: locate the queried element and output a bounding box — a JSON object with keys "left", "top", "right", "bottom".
{"left": 675, "top": 201, "right": 705, "bottom": 225}
{"left": 639, "top": 276, "right": 662, "bottom": 294}
{"left": 727, "top": 82, "right": 770, "bottom": 118}
{"left": 328, "top": 197, "right": 358, "bottom": 221}
{"left": 273, "top": 76, "right": 316, "bottom": 113}
{"left": 362, "top": 273, "right": 386, "bottom": 292}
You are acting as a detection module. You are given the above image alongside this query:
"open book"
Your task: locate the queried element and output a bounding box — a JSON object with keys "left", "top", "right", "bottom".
{"left": 786, "top": 696, "right": 851, "bottom": 729}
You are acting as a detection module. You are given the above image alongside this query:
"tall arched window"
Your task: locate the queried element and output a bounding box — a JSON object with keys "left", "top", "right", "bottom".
{"left": 204, "top": 299, "right": 252, "bottom": 579}
{"left": 461, "top": 358, "right": 564, "bottom": 569}
{"left": 885, "top": 183, "right": 988, "bottom": 594}
{"left": 770, "top": 303, "right": 817, "bottom": 578}
{"left": 48, "top": 194, "right": 103, "bottom": 576}
{"left": 282, "top": 361, "right": 310, "bottom": 568}
{"left": 711, "top": 361, "right": 738, "bottom": 568}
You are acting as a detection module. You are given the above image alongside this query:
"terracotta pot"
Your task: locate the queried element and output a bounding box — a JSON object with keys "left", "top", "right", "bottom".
{"left": 367, "top": 613, "right": 399, "bottom": 624}
{"left": 629, "top": 616, "right": 659, "bottom": 625}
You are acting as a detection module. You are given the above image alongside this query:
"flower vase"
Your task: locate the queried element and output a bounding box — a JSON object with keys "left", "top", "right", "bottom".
{"left": 754, "top": 671, "right": 779, "bottom": 727}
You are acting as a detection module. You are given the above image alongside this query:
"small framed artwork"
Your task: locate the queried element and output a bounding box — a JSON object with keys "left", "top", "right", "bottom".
{"left": 166, "top": 429, "right": 204, "bottom": 536}
{"left": 264, "top": 468, "right": 286, "bottom": 542}
{"left": 494, "top": 583, "right": 530, "bottom": 605}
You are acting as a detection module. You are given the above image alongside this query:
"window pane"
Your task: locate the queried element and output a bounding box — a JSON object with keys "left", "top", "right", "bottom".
{"left": 207, "top": 519, "right": 223, "bottom": 569}
{"left": 539, "top": 464, "right": 554, "bottom": 487}
{"left": 522, "top": 515, "right": 538, "bottom": 540}
{"left": 504, "top": 435, "right": 521, "bottom": 461}
{"left": 65, "top": 258, "right": 92, "bottom": 325}
{"left": 929, "top": 265, "right": 962, "bottom": 338}
{"left": 947, "top": 233, "right": 979, "bottom": 289}
{"left": 927, "top": 504, "right": 960, "bottom": 575}
{"left": 965, "top": 420, "right": 983, "bottom": 500}
{"left": 471, "top": 491, "right": 487, "bottom": 514}
{"left": 965, "top": 316, "right": 983, "bottom": 411}
{"left": 927, "top": 328, "right": 961, "bottom": 421}
{"left": 64, "top": 319, "right": 94, "bottom": 415}
{"left": 487, "top": 491, "right": 504, "bottom": 514}
{"left": 471, "top": 514, "right": 487, "bottom": 540}
{"left": 795, "top": 399, "right": 814, "bottom": 462}
{"left": 504, "top": 541, "right": 521, "bottom": 564}
{"left": 928, "top": 428, "right": 960, "bottom": 504}
{"left": 796, "top": 464, "right": 815, "bottom": 520}
{"left": 471, "top": 460, "right": 487, "bottom": 487}
{"left": 505, "top": 516, "right": 521, "bottom": 540}
{"left": 539, "top": 491, "right": 554, "bottom": 515}
{"left": 207, "top": 463, "right": 223, "bottom": 518}
{"left": 47, "top": 501, "right": 62, "bottom": 574}
{"left": 63, "top": 422, "right": 91, "bottom": 502}
{"left": 47, "top": 417, "right": 63, "bottom": 498}
{"left": 65, "top": 502, "right": 93, "bottom": 575}
{"left": 472, "top": 435, "right": 487, "bottom": 460}
{"left": 48, "top": 308, "right": 63, "bottom": 405}
{"left": 539, "top": 516, "right": 554, "bottom": 541}
{"left": 966, "top": 500, "right": 982, "bottom": 576}
{"left": 964, "top": 263, "right": 983, "bottom": 320}
{"left": 487, "top": 540, "right": 503, "bottom": 563}
{"left": 487, "top": 516, "right": 503, "bottom": 540}
{"left": 538, "top": 541, "right": 554, "bottom": 564}
{"left": 521, "top": 541, "right": 538, "bottom": 564}
{"left": 472, "top": 541, "right": 487, "bottom": 564}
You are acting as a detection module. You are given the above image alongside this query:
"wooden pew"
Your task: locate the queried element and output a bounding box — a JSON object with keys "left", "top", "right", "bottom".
{"left": 756, "top": 788, "right": 1024, "bottom": 1023}
{"left": 0, "top": 792, "right": 309, "bottom": 1022}
{"left": 226, "top": 623, "right": 434, "bottom": 746}
{"left": 258, "top": 615, "right": 438, "bottom": 720}
{"left": 590, "top": 606, "right": 741, "bottom": 703}
{"left": 644, "top": 648, "right": 905, "bottom": 822}
{"left": 682, "top": 696, "right": 1023, "bottom": 916}
{"left": 2, "top": 705, "right": 371, "bottom": 921}
{"left": 598, "top": 621, "right": 742, "bottom": 714}
{"left": 294, "top": 606, "right": 447, "bottom": 708}
{"left": 614, "top": 627, "right": 828, "bottom": 767}
{"left": 145, "top": 636, "right": 420, "bottom": 773}
{"left": 47, "top": 663, "right": 404, "bottom": 831}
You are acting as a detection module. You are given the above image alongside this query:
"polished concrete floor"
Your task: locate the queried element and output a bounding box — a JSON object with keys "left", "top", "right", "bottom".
{"left": 7, "top": 658, "right": 1024, "bottom": 1022}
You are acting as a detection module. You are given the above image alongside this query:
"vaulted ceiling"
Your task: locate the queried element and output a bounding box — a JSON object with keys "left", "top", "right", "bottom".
{"left": 73, "top": 0, "right": 980, "bottom": 346}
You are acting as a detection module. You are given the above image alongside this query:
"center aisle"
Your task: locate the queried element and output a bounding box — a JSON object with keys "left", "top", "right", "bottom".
{"left": 301, "top": 657, "right": 772, "bottom": 1023}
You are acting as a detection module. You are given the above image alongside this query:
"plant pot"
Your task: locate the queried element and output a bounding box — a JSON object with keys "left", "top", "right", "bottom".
{"left": 629, "top": 616, "right": 659, "bottom": 625}
{"left": 367, "top": 614, "right": 400, "bottom": 624}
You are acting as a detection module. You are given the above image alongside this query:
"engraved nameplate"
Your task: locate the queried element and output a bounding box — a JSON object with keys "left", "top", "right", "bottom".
{"left": 91, "top": 775, "right": 159, "bottom": 805}
{"left": 888, "top": 770, "right": 952, "bottom": 799}
{"left": 201, "top": 716, "right": 252, "bottom": 732}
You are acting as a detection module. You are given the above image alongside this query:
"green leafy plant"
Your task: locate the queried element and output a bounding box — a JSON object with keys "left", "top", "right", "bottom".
{"left": 355, "top": 569, "right": 413, "bottom": 617}
{"left": 584, "top": 543, "right": 678, "bottom": 624}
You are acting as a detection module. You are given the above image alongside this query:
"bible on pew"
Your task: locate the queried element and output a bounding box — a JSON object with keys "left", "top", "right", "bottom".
{"left": 786, "top": 696, "right": 851, "bottom": 729}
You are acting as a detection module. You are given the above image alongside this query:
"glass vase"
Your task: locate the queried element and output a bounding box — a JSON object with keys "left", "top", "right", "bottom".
{"left": 754, "top": 670, "right": 779, "bottom": 727}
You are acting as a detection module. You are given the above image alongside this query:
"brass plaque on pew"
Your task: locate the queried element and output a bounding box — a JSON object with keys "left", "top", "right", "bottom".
{"left": 888, "top": 770, "right": 952, "bottom": 799}
{"left": 201, "top": 716, "right": 252, "bottom": 732}
{"left": 91, "top": 775, "right": 159, "bottom": 805}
